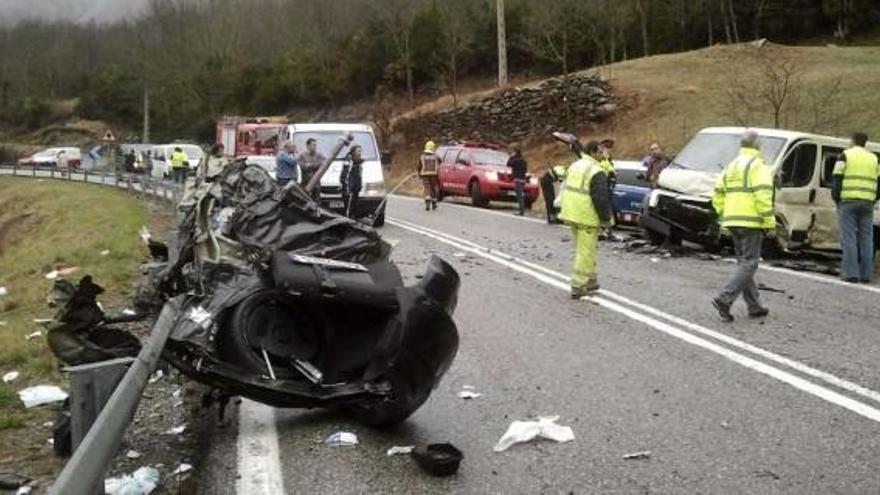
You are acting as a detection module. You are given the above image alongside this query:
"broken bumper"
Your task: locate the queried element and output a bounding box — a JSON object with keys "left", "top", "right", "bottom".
{"left": 641, "top": 190, "right": 720, "bottom": 244}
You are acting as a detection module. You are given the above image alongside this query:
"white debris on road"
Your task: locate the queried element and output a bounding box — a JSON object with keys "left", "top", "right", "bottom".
{"left": 458, "top": 390, "right": 482, "bottom": 399}
{"left": 105, "top": 466, "right": 159, "bottom": 495}
{"left": 18, "top": 385, "right": 68, "bottom": 408}
{"left": 100, "top": 250, "right": 111, "bottom": 256}
{"left": 163, "top": 425, "right": 186, "bottom": 435}
{"left": 148, "top": 370, "right": 163, "bottom": 384}
{"left": 622, "top": 450, "right": 652, "bottom": 460}
{"left": 172, "top": 463, "right": 193, "bottom": 475}
{"left": 187, "top": 306, "right": 212, "bottom": 329}
{"left": 126, "top": 450, "right": 142, "bottom": 459}
{"left": 325, "top": 431, "right": 359, "bottom": 447}
{"left": 493, "top": 415, "right": 575, "bottom": 452}
{"left": 24, "top": 331, "right": 42, "bottom": 341}
{"left": 386, "top": 445, "right": 415, "bottom": 456}
{"left": 3, "top": 371, "right": 19, "bottom": 383}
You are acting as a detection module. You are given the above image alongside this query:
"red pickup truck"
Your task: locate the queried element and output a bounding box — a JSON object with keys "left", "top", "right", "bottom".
{"left": 436, "top": 142, "right": 539, "bottom": 208}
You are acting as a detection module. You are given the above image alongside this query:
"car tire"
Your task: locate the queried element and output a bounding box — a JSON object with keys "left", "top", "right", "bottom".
{"left": 344, "top": 354, "right": 431, "bottom": 428}
{"left": 645, "top": 228, "right": 666, "bottom": 246}
{"left": 470, "top": 181, "right": 488, "bottom": 208}
{"left": 216, "top": 290, "right": 323, "bottom": 376}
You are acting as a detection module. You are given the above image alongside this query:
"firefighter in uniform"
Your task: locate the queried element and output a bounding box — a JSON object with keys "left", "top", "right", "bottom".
{"left": 559, "top": 140, "right": 613, "bottom": 299}
{"left": 711, "top": 130, "right": 774, "bottom": 322}
{"left": 832, "top": 132, "right": 880, "bottom": 283}
{"left": 418, "top": 140, "right": 441, "bottom": 211}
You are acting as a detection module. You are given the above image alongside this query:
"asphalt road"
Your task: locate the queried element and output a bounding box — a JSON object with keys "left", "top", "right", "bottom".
{"left": 191, "top": 194, "right": 880, "bottom": 494}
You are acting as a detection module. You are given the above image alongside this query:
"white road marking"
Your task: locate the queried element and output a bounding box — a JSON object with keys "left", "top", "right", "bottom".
{"left": 390, "top": 217, "right": 880, "bottom": 406}
{"left": 237, "top": 399, "right": 286, "bottom": 495}
{"left": 388, "top": 216, "right": 880, "bottom": 423}
{"left": 391, "top": 193, "right": 546, "bottom": 224}
{"left": 390, "top": 195, "right": 880, "bottom": 295}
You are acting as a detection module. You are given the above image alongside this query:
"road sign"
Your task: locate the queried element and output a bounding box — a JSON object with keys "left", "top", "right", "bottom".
{"left": 102, "top": 130, "right": 116, "bottom": 142}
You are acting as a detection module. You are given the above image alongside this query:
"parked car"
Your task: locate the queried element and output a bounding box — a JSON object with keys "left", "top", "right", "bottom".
{"left": 436, "top": 142, "right": 540, "bottom": 208}
{"left": 279, "top": 123, "right": 388, "bottom": 226}
{"left": 150, "top": 144, "right": 205, "bottom": 179}
{"left": 611, "top": 160, "right": 651, "bottom": 226}
{"left": 640, "top": 126, "right": 880, "bottom": 252}
{"left": 18, "top": 147, "right": 82, "bottom": 169}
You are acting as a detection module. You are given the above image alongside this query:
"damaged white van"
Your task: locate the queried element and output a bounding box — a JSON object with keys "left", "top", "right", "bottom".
{"left": 640, "top": 127, "right": 880, "bottom": 252}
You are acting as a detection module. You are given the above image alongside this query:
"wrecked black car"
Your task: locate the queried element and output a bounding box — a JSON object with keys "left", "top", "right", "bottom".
{"left": 137, "top": 136, "right": 460, "bottom": 427}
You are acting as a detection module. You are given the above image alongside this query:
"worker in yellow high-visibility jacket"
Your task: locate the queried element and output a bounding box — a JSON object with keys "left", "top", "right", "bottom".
{"left": 711, "top": 129, "right": 775, "bottom": 322}
{"left": 832, "top": 131, "right": 880, "bottom": 283}
{"left": 559, "top": 140, "right": 613, "bottom": 299}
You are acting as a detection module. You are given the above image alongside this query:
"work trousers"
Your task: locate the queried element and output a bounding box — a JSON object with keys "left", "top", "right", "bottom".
{"left": 717, "top": 227, "right": 763, "bottom": 311}
{"left": 837, "top": 200, "right": 875, "bottom": 282}
{"left": 570, "top": 225, "right": 599, "bottom": 290}
{"left": 344, "top": 190, "right": 360, "bottom": 218}
{"left": 514, "top": 179, "right": 526, "bottom": 215}
{"left": 171, "top": 167, "right": 186, "bottom": 184}
{"left": 421, "top": 175, "right": 439, "bottom": 201}
{"left": 539, "top": 173, "right": 557, "bottom": 221}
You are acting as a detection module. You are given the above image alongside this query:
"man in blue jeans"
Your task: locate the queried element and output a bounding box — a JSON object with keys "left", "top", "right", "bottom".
{"left": 832, "top": 132, "right": 880, "bottom": 283}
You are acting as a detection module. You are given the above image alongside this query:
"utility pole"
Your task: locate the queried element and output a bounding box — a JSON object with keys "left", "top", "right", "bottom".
{"left": 496, "top": 0, "right": 508, "bottom": 88}
{"left": 142, "top": 87, "right": 150, "bottom": 144}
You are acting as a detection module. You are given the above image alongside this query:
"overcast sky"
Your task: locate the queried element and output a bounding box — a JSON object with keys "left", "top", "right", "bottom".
{"left": 0, "top": 0, "right": 149, "bottom": 25}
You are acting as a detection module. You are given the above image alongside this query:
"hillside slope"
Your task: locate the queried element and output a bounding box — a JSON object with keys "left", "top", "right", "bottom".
{"left": 387, "top": 42, "right": 880, "bottom": 195}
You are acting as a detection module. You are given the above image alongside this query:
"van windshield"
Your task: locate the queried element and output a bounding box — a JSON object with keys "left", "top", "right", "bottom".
{"left": 292, "top": 131, "right": 378, "bottom": 161}
{"left": 673, "top": 133, "right": 786, "bottom": 172}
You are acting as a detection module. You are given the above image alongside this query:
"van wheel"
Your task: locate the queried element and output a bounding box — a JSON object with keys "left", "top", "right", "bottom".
{"left": 645, "top": 228, "right": 666, "bottom": 246}
{"left": 470, "top": 181, "right": 488, "bottom": 208}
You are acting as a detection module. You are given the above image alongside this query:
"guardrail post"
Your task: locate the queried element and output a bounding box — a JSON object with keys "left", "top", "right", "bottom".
{"left": 32, "top": 165, "right": 36, "bottom": 177}
{"left": 66, "top": 357, "right": 135, "bottom": 453}
{"left": 13, "top": 163, "right": 17, "bottom": 176}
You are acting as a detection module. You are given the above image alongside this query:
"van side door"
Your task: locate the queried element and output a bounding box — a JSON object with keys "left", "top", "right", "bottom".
{"left": 815, "top": 145, "right": 846, "bottom": 249}
{"left": 774, "top": 141, "right": 819, "bottom": 249}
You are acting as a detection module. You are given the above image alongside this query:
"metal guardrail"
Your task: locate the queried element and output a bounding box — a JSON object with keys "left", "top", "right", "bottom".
{"left": 0, "top": 164, "right": 184, "bottom": 206}
{"left": 0, "top": 164, "right": 184, "bottom": 494}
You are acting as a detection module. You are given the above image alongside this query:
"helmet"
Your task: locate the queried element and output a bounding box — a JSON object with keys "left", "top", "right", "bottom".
{"left": 424, "top": 140, "right": 436, "bottom": 152}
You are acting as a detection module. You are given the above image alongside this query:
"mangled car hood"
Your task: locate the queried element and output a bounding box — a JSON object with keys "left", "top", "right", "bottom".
{"left": 656, "top": 168, "right": 718, "bottom": 197}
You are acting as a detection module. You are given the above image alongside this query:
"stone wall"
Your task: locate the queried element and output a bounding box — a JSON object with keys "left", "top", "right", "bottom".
{"left": 394, "top": 73, "right": 616, "bottom": 145}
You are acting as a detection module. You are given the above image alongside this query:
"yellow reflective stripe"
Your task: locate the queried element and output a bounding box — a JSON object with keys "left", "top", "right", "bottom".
{"left": 564, "top": 185, "right": 590, "bottom": 195}
{"left": 842, "top": 186, "right": 877, "bottom": 194}
{"left": 844, "top": 174, "right": 879, "bottom": 181}
{"left": 722, "top": 215, "right": 763, "bottom": 223}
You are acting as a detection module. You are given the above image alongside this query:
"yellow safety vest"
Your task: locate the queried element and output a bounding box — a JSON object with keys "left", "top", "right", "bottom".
{"left": 599, "top": 158, "right": 615, "bottom": 176}
{"left": 835, "top": 146, "right": 879, "bottom": 202}
{"left": 171, "top": 151, "right": 187, "bottom": 169}
{"left": 559, "top": 157, "right": 602, "bottom": 227}
{"left": 712, "top": 147, "right": 776, "bottom": 229}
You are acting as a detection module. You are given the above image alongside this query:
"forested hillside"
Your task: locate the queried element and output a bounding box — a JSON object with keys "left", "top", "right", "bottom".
{"left": 0, "top": 0, "right": 877, "bottom": 141}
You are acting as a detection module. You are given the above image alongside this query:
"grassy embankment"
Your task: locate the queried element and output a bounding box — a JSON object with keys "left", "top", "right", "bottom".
{"left": 0, "top": 178, "right": 150, "bottom": 463}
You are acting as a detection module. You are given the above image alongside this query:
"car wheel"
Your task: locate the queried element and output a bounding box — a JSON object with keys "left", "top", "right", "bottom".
{"left": 344, "top": 354, "right": 431, "bottom": 428}
{"left": 469, "top": 181, "right": 488, "bottom": 208}
{"left": 216, "top": 290, "right": 323, "bottom": 377}
{"left": 644, "top": 228, "right": 666, "bottom": 246}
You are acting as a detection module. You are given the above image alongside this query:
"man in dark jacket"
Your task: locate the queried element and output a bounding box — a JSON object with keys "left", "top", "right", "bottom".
{"left": 340, "top": 145, "right": 364, "bottom": 219}
{"left": 507, "top": 147, "right": 528, "bottom": 215}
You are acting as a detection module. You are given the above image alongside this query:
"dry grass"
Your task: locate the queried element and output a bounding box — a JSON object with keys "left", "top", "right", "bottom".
{"left": 0, "top": 178, "right": 153, "bottom": 475}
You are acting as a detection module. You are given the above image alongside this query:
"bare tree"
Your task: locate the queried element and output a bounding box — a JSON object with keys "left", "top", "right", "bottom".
{"left": 634, "top": 0, "right": 650, "bottom": 56}
{"left": 725, "top": 48, "right": 803, "bottom": 128}
{"left": 439, "top": 0, "right": 474, "bottom": 105}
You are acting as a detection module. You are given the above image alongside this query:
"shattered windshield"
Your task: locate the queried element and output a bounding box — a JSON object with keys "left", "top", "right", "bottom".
{"left": 672, "top": 133, "right": 786, "bottom": 172}
{"left": 292, "top": 131, "right": 378, "bottom": 160}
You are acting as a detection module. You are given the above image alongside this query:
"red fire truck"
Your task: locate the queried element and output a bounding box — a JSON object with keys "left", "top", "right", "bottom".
{"left": 216, "top": 116, "right": 286, "bottom": 158}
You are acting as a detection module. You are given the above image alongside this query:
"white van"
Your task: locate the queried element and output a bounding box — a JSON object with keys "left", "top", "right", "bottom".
{"left": 641, "top": 127, "right": 880, "bottom": 252}
{"left": 150, "top": 144, "right": 205, "bottom": 179}
{"left": 279, "top": 123, "right": 388, "bottom": 225}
